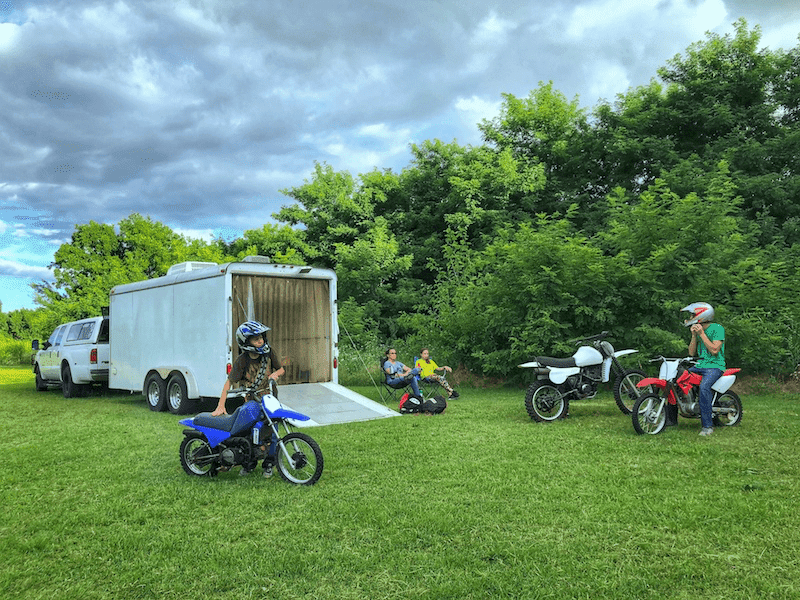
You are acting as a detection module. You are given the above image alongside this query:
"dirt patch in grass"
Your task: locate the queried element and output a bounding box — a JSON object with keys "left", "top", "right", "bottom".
{"left": 733, "top": 372, "right": 800, "bottom": 395}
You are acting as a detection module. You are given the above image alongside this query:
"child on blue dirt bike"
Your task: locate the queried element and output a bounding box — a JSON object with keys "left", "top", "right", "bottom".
{"left": 212, "top": 320, "right": 285, "bottom": 476}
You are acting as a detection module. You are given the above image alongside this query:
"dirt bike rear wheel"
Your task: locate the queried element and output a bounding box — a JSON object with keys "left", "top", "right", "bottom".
{"left": 180, "top": 433, "right": 218, "bottom": 477}
{"left": 632, "top": 393, "right": 667, "bottom": 435}
{"left": 524, "top": 381, "right": 568, "bottom": 422}
{"left": 613, "top": 369, "right": 649, "bottom": 415}
{"left": 712, "top": 391, "right": 742, "bottom": 427}
{"left": 276, "top": 432, "right": 323, "bottom": 485}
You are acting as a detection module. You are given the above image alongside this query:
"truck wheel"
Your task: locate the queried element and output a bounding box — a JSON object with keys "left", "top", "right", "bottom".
{"left": 167, "top": 373, "right": 193, "bottom": 414}
{"left": 61, "top": 364, "right": 89, "bottom": 398}
{"left": 35, "top": 365, "right": 48, "bottom": 391}
{"left": 144, "top": 372, "right": 167, "bottom": 412}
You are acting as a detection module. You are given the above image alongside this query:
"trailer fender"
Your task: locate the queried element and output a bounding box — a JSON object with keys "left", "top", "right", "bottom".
{"left": 151, "top": 367, "right": 201, "bottom": 399}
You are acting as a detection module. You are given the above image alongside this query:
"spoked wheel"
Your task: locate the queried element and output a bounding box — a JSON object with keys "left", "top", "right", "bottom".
{"left": 632, "top": 393, "right": 667, "bottom": 435}
{"left": 275, "top": 432, "right": 323, "bottom": 485}
{"left": 180, "top": 433, "right": 218, "bottom": 477}
{"left": 524, "top": 381, "right": 568, "bottom": 422}
{"left": 613, "top": 369, "right": 650, "bottom": 415}
{"left": 712, "top": 391, "right": 743, "bottom": 427}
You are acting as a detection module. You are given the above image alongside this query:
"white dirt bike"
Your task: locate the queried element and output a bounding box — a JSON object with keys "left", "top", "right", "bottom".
{"left": 519, "top": 331, "right": 647, "bottom": 422}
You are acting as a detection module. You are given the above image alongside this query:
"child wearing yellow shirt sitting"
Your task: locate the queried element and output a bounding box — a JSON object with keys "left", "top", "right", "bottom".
{"left": 415, "top": 348, "right": 459, "bottom": 399}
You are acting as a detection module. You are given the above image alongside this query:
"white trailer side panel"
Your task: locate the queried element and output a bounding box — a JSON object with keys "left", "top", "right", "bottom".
{"left": 110, "top": 272, "right": 229, "bottom": 397}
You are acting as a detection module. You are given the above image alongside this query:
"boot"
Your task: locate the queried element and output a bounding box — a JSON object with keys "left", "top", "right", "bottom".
{"left": 665, "top": 402, "right": 678, "bottom": 427}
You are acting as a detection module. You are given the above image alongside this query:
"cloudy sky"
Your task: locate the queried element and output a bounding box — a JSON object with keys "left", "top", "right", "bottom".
{"left": 1, "top": 0, "right": 799, "bottom": 312}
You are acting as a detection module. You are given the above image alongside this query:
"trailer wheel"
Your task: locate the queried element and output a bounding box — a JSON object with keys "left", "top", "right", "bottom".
{"left": 167, "top": 372, "right": 192, "bottom": 414}
{"left": 144, "top": 372, "right": 167, "bottom": 412}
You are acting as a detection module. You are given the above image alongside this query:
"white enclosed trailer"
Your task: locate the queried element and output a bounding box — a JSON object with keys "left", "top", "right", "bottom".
{"left": 109, "top": 257, "right": 396, "bottom": 424}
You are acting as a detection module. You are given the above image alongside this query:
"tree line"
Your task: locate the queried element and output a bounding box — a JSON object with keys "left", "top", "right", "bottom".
{"left": 3, "top": 20, "right": 799, "bottom": 378}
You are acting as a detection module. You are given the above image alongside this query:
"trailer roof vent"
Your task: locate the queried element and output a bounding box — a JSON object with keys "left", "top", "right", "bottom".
{"left": 241, "top": 255, "right": 272, "bottom": 264}
{"left": 167, "top": 261, "right": 218, "bottom": 275}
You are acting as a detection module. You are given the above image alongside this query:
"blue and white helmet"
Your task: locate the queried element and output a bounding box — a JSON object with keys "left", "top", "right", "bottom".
{"left": 236, "top": 320, "right": 271, "bottom": 354}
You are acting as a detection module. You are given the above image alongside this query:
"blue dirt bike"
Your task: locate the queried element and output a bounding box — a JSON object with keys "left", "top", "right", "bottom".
{"left": 178, "top": 380, "right": 323, "bottom": 485}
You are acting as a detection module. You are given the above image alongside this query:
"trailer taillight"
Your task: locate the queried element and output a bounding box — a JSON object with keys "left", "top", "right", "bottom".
{"left": 333, "top": 358, "right": 337, "bottom": 369}
{"left": 226, "top": 363, "right": 232, "bottom": 374}
{"left": 90, "top": 348, "right": 97, "bottom": 364}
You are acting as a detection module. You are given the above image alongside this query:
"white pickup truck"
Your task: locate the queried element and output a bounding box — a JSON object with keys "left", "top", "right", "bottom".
{"left": 32, "top": 316, "right": 110, "bottom": 397}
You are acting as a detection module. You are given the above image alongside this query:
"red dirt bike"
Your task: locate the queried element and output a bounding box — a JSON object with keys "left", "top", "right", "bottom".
{"left": 632, "top": 356, "right": 743, "bottom": 435}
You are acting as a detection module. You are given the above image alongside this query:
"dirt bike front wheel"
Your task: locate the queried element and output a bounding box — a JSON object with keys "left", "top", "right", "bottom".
{"left": 276, "top": 432, "right": 323, "bottom": 485}
{"left": 524, "top": 381, "right": 568, "bottom": 422}
{"left": 712, "top": 391, "right": 743, "bottom": 427}
{"left": 613, "top": 369, "right": 649, "bottom": 415}
{"left": 632, "top": 393, "right": 667, "bottom": 435}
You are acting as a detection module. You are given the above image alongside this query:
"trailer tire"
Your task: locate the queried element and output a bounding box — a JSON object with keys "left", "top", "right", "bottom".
{"left": 166, "top": 372, "right": 193, "bottom": 414}
{"left": 144, "top": 372, "right": 167, "bottom": 412}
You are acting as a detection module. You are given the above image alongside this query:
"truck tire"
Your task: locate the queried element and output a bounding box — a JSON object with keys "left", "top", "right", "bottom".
{"left": 166, "top": 372, "right": 193, "bottom": 414}
{"left": 144, "top": 372, "right": 167, "bottom": 412}
{"left": 35, "top": 365, "right": 48, "bottom": 391}
{"left": 62, "top": 364, "right": 89, "bottom": 398}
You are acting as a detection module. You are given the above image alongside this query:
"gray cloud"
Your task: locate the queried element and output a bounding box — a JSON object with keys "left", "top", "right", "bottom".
{"left": 1, "top": 0, "right": 799, "bottom": 310}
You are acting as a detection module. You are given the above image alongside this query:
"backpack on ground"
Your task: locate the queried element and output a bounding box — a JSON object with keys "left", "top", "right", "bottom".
{"left": 399, "top": 392, "right": 423, "bottom": 414}
{"left": 421, "top": 395, "right": 447, "bottom": 414}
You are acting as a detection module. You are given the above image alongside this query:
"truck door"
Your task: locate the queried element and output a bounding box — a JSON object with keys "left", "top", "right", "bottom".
{"left": 41, "top": 325, "right": 67, "bottom": 380}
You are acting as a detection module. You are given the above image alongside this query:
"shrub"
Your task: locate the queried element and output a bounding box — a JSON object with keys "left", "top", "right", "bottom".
{"left": 0, "top": 337, "right": 33, "bottom": 366}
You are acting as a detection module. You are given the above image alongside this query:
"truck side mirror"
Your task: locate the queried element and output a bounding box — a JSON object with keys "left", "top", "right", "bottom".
{"left": 32, "top": 340, "right": 39, "bottom": 351}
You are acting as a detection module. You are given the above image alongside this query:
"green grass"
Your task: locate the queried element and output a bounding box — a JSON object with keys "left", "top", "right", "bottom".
{"left": 2, "top": 366, "right": 799, "bottom": 599}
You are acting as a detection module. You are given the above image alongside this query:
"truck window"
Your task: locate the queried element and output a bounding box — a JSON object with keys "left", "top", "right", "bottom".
{"left": 54, "top": 326, "right": 67, "bottom": 347}
{"left": 79, "top": 322, "right": 95, "bottom": 340}
{"left": 67, "top": 323, "right": 83, "bottom": 342}
{"left": 97, "top": 318, "right": 109, "bottom": 343}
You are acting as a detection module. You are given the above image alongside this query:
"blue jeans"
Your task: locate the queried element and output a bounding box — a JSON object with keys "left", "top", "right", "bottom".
{"left": 690, "top": 367, "right": 723, "bottom": 429}
{"left": 387, "top": 368, "right": 422, "bottom": 398}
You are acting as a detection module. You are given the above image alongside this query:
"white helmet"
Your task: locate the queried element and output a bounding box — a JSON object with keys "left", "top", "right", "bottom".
{"left": 682, "top": 302, "right": 715, "bottom": 327}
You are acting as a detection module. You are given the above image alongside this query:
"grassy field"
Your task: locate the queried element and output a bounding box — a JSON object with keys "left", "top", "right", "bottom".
{"left": 2, "top": 365, "right": 799, "bottom": 599}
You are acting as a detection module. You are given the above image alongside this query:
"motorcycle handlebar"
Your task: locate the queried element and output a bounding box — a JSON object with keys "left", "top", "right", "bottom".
{"left": 569, "top": 331, "right": 610, "bottom": 344}
{"left": 649, "top": 355, "right": 699, "bottom": 365}
{"left": 228, "top": 379, "right": 278, "bottom": 399}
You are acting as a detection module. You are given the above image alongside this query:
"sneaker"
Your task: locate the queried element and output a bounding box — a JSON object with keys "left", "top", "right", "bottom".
{"left": 449, "top": 390, "right": 459, "bottom": 398}
{"left": 699, "top": 427, "right": 714, "bottom": 436}
{"left": 239, "top": 467, "right": 253, "bottom": 476}
{"left": 263, "top": 465, "right": 273, "bottom": 478}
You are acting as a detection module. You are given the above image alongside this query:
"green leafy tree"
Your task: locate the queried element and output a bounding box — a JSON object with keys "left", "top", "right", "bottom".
{"left": 36, "top": 214, "right": 230, "bottom": 324}
{"left": 224, "top": 223, "right": 312, "bottom": 265}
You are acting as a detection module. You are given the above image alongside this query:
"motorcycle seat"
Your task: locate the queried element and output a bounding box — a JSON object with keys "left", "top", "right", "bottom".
{"left": 535, "top": 356, "right": 577, "bottom": 368}
{"left": 192, "top": 405, "right": 245, "bottom": 432}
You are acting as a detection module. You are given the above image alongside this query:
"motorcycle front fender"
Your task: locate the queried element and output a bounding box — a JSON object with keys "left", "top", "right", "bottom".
{"left": 613, "top": 349, "right": 638, "bottom": 359}
{"left": 547, "top": 366, "right": 580, "bottom": 385}
{"left": 638, "top": 377, "right": 667, "bottom": 390}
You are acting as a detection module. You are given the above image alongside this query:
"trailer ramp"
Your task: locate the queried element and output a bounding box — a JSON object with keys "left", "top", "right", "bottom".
{"left": 278, "top": 383, "right": 398, "bottom": 426}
